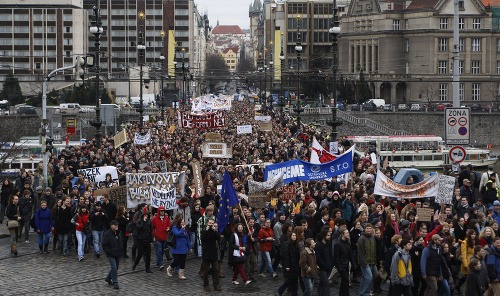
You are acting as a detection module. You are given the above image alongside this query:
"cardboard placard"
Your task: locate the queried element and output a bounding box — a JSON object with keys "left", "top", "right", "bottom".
{"left": 258, "top": 121, "right": 272, "bottom": 132}
{"left": 435, "top": 175, "right": 455, "bottom": 205}
{"left": 191, "top": 160, "right": 204, "bottom": 198}
{"left": 416, "top": 207, "right": 434, "bottom": 222}
{"left": 248, "top": 195, "right": 268, "bottom": 209}
{"left": 205, "top": 132, "right": 222, "bottom": 142}
{"left": 94, "top": 186, "right": 127, "bottom": 208}
{"left": 282, "top": 185, "right": 296, "bottom": 201}
{"left": 114, "top": 129, "right": 128, "bottom": 148}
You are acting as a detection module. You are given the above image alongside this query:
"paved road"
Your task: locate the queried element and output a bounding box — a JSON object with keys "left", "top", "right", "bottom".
{"left": 0, "top": 224, "right": 373, "bottom": 296}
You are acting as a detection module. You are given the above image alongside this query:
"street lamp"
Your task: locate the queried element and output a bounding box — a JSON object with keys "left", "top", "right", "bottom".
{"left": 269, "top": 41, "right": 274, "bottom": 113}
{"left": 327, "top": 0, "right": 343, "bottom": 142}
{"left": 279, "top": 35, "right": 285, "bottom": 124}
{"left": 137, "top": 11, "right": 146, "bottom": 128}
{"left": 89, "top": 0, "right": 103, "bottom": 148}
{"left": 173, "top": 60, "right": 178, "bottom": 115}
{"left": 181, "top": 48, "right": 186, "bottom": 107}
{"left": 293, "top": 14, "right": 304, "bottom": 131}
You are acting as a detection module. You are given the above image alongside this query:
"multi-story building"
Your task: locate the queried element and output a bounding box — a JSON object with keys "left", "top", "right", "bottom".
{"left": 0, "top": 0, "right": 88, "bottom": 96}
{"left": 210, "top": 25, "right": 245, "bottom": 71}
{"left": 221, "top": 46, "right": 240, "bottom": 72}
{"left": 339, "top": 0, "right": 500, "bottom": 105}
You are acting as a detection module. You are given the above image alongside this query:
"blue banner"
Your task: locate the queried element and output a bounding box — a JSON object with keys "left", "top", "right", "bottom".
{"left": 264, "top": 148, "right": 353, "bottom": 184}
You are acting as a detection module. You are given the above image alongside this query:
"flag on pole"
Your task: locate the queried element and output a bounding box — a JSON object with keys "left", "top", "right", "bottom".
{"left": 217, "top": 170, "right": 239, "bottom": 234}
{"left": 310, "top": 136, "right": 337, "bottom": 164}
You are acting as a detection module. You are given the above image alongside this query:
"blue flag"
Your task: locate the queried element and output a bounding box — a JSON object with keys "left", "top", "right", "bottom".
{"left": 217, "top": 170, "right": 239, "bottom": 234}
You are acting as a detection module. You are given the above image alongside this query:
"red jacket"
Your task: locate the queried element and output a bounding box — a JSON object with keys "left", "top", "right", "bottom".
{"left": 258, "top": 226, "right": 274, "bottom": 252}
{"left": 151, "top": 207, "right": 171, "bottom": 242}
{"left": 74, "top": 213, "right": 89, "bottom": 232}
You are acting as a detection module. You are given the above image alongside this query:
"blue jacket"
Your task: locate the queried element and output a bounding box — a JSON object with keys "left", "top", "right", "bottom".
{"left": 35, "top": 207, "right": 54, "bottom": 234}
{"left": 171, "top": 226, "right": 192, "bottom": 255}
{"left": 487, "top": 247, "right": 500, "bottom": 282}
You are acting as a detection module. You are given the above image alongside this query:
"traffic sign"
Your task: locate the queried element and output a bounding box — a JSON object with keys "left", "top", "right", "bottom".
{"left": 445, "top": 107, "right": 470, "bottom": 145}
{"left": 449, "top": 146, "right": 467, "bottom": 163}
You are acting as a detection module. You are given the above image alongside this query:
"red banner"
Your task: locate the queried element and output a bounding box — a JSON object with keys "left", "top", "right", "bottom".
{"left": 178, "top": 111, "right": 226, "bottom": 129}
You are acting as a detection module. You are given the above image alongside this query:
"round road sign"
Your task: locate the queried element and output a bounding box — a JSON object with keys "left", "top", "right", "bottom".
{"left": 458, "top": 117, "right": 467, "bottom": 126}
{"left": 449, "top": 146, "right": 467, "bottom": 163}
{"left": 458, "top": 127, "right": 468, "bottom": 136}
{"left": 448, "top": 117, "right": 457, "bottom": 126}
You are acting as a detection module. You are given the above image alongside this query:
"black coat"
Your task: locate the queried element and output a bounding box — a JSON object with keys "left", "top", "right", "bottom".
{"left": 89, "top": 209, "right": 108, "bottom": 231}
{"left": 1, "top": 183, "right": 14, "bottom": 205}
{"left": 102, "top": 201, "right": 117, "bottom": 223}
{"left": 333, "top": 239, "right": 354, "bottom": 269}
{"left": 281, "top": 240, "right": 300, "bottom": 278}
{"left": 102, "top": 229, "right": 123, "bottom": 258}
{"left": 316, "top": 240, "right": 334, "bottom": 272}
{"left": 18, "top": 196, "right": 33, "bottom": 221}
{"left": 201, "top": 228, "right": 220, "bottom": 261}
{"left": 54, "top": 206, "right": 73, "bottom": 235}
{"left": 135, "top": 219, "right": 152, "bottom": 242}
{"left": 6, "top": 203, "right": 19, "bottom": 221}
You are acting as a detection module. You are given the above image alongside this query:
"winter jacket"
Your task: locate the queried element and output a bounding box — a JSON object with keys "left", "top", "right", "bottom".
{"left": 201, "top": 228, "right": 220, "bottom": 261}
{"left": 54, "top": 206, "right": 73, "bottom": 235}
{"left": 171, "top": 225, "right": 192, "bottom": 255}
{"left": 299, "top": 247, "right": 318, "bottom": 278}
{"left": 1, "top": 183, "right": 14, "bottom": 205}
{"left": 282, "top": 240, "right": 300, "bottom": 278}
{"left": 6, "top": 203, "right": 20, "bottom": 221}
{"left": 258, "top": 226, "right": 274, "bottom": 252}
{"left": 151, "top": 209, "right": 171, "bottom": 242}
{"left": 357, "top": 233, "right": 377, "bottom": 266}
{"left": 135, "top": 219, "right": 152, "bottom": 242}
{"left": 315, "top": 240, "right": 333, "bottom": 272}
{"left": 460, "top": 239, "right": 475, "bottom": 275}
{"left": 465, "top": 268, "right": 484, "bottom": 296}
{"left": 35, "top": 207, "right": 54, "bottom": 234}
{"left": 71, "top": 213, "right": 89, "bottom": 232}
{"left": 420, "top": 244, "right": 443, "bottom": 277}
{"left": 101, "top": 201, "right": 117, "bottom": 225}
{"left": 18, "top": 196, "right": 33, "bottom": 221}
{"left": 102, "top": 228, "right": 123, "bottom": 258}
{"left": 486, "top": 247, "right": 500, "bottom": 282}
{"left": 333, "top": 239, "right": 354, "bottom": 270}
{"left": 89, "top": 209, "right": 108, "bottom": 231}
{"left": 390, "top": 249, "right": 413, "bottom": 286}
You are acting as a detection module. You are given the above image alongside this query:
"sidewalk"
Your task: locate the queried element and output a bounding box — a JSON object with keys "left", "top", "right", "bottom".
{"left": 0, "top": 222, "right": 9, "bottom": 238}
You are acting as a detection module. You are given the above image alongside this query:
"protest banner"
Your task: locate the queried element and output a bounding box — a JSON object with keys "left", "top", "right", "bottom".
{"left": 78, "top": 166, "right": 119, "bottom": 188}
{"left": 258, "top": 121, "right": 272, "bottom": 132}
{"left": 201, "top": 142, "right": 232, "bottom": 158}
{"left": 435, "top": 175, "right": 456, "bottom": 204}
{"left": 282, "top": 185, "right": 296, "bottom": 201}
{"left": 178, "top": 111, "right": 226, "bottom": 129}
{"left": 237, "top": 125, "right": 253, "bottom": 134}
{"left": 254, "top": 115, "right": 271, "bottom": 122}
{"left": 248, "top": 195, "right": 268, "bottom": 209}
{"left": 417, "top": 208, "right": 434, "bottom": 222}
{"left": 205, "top": 132, "right": 222, "bottom": 142}
{"left": 374, "top": 170, "right": 439, "bottom": 199}
{"left": 126, "top": 172, "right": 185, "bottom": 209}
{"left": 247, "top": 173, "right": 284, "bottom": 194}
{"left": 191, "top": 94, "right": 232, "bottom": 112}
{"left": 114, "top": 129, "right": 128, "bottom": 148}
{"left": 139, "top": 160, "right": 168, "bottom": 172}
{"left": 94, "top": 186, "right": 127, "bottom": 208}
{"left": 134, "top": 131, "right": 151, "bottom": 145}
{"left": 191, "top": 160, "right": 204, "bottom": 197}
{"left": 150, "top": 187, "right": 177, "bottom": 210}
{"left": 264, "top": 148, "right": 354, "bottom": 184}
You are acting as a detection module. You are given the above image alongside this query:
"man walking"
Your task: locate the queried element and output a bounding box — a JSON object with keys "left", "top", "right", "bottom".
{"left": 151, "top": 206, "right": 170, "bottom": 271}
{"left": 420, "top": 234, "right": 443, "bottom": 296}
{"left": 486, "top": 237, "right": 500, "bottom": 295}
{"left": 357, "top": 223, "right": 379, "bottom": 296}
{"left": 333, "top": 228, "right": 354, "bottom": 296}
{"left": 200, "top": 218, "right": 221, "bottom": 292}
{"left": 102, "top": 220, "right": 122, "bottom": 290}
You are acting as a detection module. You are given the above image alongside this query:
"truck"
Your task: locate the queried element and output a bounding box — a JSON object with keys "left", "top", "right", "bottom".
{"left": 130, "top": 94, "right": 156, "bottom": 108}
{"left": 59, "top": 103, "right": 82, "bottom": 113}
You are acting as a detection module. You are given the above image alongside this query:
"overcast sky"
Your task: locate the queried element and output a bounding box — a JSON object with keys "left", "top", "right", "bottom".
{"left": 195, "top": 0, "right": 251, "bottom": 30}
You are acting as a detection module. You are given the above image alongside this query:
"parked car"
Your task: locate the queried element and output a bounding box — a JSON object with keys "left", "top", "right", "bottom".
{"left": 410, "top": 103, "right": 422, "bottom": 111}
{"left": 470, "top": 104, "right": 482, "bottom": 112}
{"left": 350, "top": 104, "right": 361, "bottom": 111}
{"left": 363, "top": 101, "right": 377, "bottom": 111}
{"left": 17, "top": 105, "right": 37, "bottom": 115}
{"left": 383, "top": 104, "right": 393, "bottom": 111}
{"left": 397, "top": 104, "right": 408, "bottom": 111}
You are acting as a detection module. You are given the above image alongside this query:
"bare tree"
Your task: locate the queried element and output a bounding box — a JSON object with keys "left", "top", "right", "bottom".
{"left": 419, "top": 82, "right": 439, "bottom": 107}
{"left": 0, "top": 116, "right": 39, "bottom": 171}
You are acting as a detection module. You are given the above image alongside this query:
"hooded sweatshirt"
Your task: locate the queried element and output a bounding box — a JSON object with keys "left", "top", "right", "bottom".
{"left": 390, "top": 248, "right": 413, "bottom": 286}
{"left": 151, "top": 206, "right": 171, "bottom": 241}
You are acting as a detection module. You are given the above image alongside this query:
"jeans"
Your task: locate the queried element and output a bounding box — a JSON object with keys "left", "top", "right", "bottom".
{"left": 92, "top": 230, "right": 103, "bottom": 254}
{"left": 303, "top": 277, "right": 314, "bottom": 296}
{"left": 278, "top": 277, "right": 298, "bottom": 296}
{"left": 438, "top": 278, "right": 450, "bottom": 296}
{"left": 19, "top": 219, "right": 30, "bottom": 241}
{"left": 359, "top": 265, "right": 379, "bottom": 296}
{"left": 154, "top": 240, "right": 166, "bottom": 267}
{"left": 259, "top": 251, "right": 274, "bottom": 274}
{"left": 76, "top": 230, "right": 87, "bottom": 259}
{"left": 38, "top": 232, "right": 51, "bottom": 246}
{"left": 107, "top": 256, "right": 120, "bottom": 284}
{"left": 318, "top": 270, "right": 330, "bottom": 296}
{"left": 58, "top": 233, "right": 69, "bottom": 253}
{"left": 393, "top": 284, "right": 413, "bottom": 296}
{"left": 272, "top": 245, "right": 281, "bottom": 270}
{"left": 190, "top": 231, "right": 201, "bottom": 257}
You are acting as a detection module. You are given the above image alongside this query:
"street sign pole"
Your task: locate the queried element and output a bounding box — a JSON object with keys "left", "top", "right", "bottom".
{"left": 445, "top": 107, "right": 470, "bottom": 145}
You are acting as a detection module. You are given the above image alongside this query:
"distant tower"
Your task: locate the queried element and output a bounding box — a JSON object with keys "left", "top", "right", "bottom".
{"left": 249, "top": 0, "right": 262, "bottom": 66}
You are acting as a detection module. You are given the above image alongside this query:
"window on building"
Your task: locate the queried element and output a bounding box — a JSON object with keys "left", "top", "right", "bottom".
{"left": 459, "top": 0, "right": 465, "bottom": 10}
{"left": 471, "top": 38, "right": 481, "bottom": 51}
{"left": 459, "top": 83, "right": 465, "bottom": 101}
{"left": 497, "top": 39, "right": 500, "bottom": 52}
{"left": 459, "top": 60, "right": 464, "bottom": 74}
{"left": 472, "top": 83, "right": 481, "bottom": 101}
{"left": 473, "top": 18, "right": 481, "bottom": 29}
{"left": 405, "top": 39, "right": 409, "bottom": 52}
{"left": 439, "top": 84, "right": 448, "bottom": 101}
{"left": 438, "top": 60, "right": 448, "bottom": 74}
{"left": 440, "top": 18, "right": 448, "bottom": 29}
{"left": 459, "top": 38, "right": 465, "bottom": 52}
{"left": 471, "top": 60, "right": 480, "bottom": 74}
{"left": 65, "top": 26, "right": 71, "bottom": 33}
{"left": 459, "top": 17, "right": 465, "bottom": 29}
{"left": 497, "top": 61, "right": 500, "bottom": 74}
{"left": 438, "top": 38, "right": 448, "bottom": 52}
{"left": 393, "top": 20, "right": 400, "bottom": 30}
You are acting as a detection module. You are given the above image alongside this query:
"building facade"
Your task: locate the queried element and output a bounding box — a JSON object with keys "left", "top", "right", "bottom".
{"left": 340, "top": 0, "right": 500, "bottom": 105}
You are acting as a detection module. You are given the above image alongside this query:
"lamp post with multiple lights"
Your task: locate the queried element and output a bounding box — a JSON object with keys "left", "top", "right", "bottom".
{"left": 327, "top": 0, "right": 343, "bottom": 142}
{"left": 89, "top": 0, "right": 103, "bottom": 147}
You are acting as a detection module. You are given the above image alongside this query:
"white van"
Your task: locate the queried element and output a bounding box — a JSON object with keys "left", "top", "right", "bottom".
{"left": 60, "top": 103, "right": 82, "bottom": 112}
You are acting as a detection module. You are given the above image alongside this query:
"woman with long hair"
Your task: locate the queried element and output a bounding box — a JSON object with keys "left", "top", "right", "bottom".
{"left": 166, "top": 213, "right": 192, "bottom": 280}
{"left": 230, "top": 223, "right": 252, "bottom": 285}
{"left": 71, "top": 205, "right": 89, "bottom": 262}
{"left": 115, "top": 205, "right": 130, "bottom": 258}
{"left": 478, "top": 226, "right": 496, "bottom": 249}
{"left": 6, "top": 194, "right": 21, "bottom": 256}
{"left": 278, "top": 231, "right": 300, "bottom": 296}
{"left": 54, "top": 197, "right": 73, "bottom": 255}
{"left": 1, "top": 178, "right": 14, "bottom": 224}
{"left": 35, "top": 200, "right": 55, "bottom": 254}
{"left": 457, "top": 229, "right": 479, "bottom": 292}
{"left": 190, "top": 202, "right": 203, "bottom": 258}
{"left": 383, "top": 212, "right": 399, "bottom": 249}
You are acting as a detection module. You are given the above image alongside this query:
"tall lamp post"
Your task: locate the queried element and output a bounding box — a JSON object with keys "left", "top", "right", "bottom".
{"left": 293, "top": 14, "right": 304, "bottom": 130}
{"left": 327, "top": 0, "right": 342, "bottom": 142}
{"left": 181, "top": 48, "right": 186, "bottom": 107}
{"left": 89, "top": 0, "right": 103, "bottom": 148}
{"left": 279, "top": 37, "right": 285, "bottom": 124}
{"left": 137, "top": 11, "right": 146, "bottom": 128}
{"left": 269, "top": 41, "right": 274, "bottom": 113}
{"left": 159, "top": 31, "right": 166, "bottom": 121}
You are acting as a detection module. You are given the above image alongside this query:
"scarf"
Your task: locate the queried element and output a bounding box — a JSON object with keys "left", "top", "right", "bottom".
{"left": 233, "top": 233, "right": 247, "bottom": 257}
{"left": 392, "top": 221, "right": 400, "bottom": 235}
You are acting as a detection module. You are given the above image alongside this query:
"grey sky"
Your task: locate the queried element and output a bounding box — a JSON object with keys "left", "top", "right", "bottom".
{"left": 195, "top": 0, "right": 251, "bottom": 30}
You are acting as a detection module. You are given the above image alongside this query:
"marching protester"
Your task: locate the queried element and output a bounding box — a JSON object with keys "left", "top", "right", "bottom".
{"left": 34, "top": 200, "right": 54, "bottom": 254}
{"left": 151, "top": 206, "right": 170, "bottom": 271}
{"left": 132, "top": 209, "right": 153, "bottom": 273}
{"left": 6, "top": 194, "right": 21, "bottom": 256}
{"left": 166, "top": 213, "right": 192, "bottom": 279}
{"left": 200, "top": 218, "right": 221, "bottom": 291}
{"left": 299, "top": 238, "right": 318, "bottom": 296}
{"left": 71, "top": 205, "right": 90, "bottom": 261}
{"left": 230, "top": 223, "right": 251, "bottom": 285}
{"left": 102, "top": 220, "right": 122, "bottom": 290}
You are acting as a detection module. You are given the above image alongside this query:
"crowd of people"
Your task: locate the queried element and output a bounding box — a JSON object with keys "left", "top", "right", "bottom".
{"left": 2, "top": 100, "right": 500, "bottom": 295}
